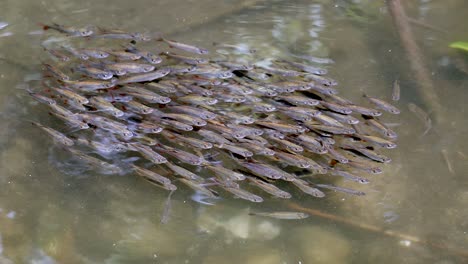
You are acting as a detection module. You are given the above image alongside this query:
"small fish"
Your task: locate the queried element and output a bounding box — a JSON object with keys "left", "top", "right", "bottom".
{"left": 94, "top": 27, "right": 150, "bottom": 41}
{"left": 132, "top": 121, "right": 163, "bottom": 134}
{"left": 89, "top": 96, "right": 124, "bottom": 117}
{"left": 290, "top": 178, "right": 325, "bottom": 197}
{"left": 198, "top": 129, "right": 231, "bottom": 145}
{"left": 255, "top": 121, "right": 306, "bottom": 134}
{"left": 27, "top": 89, "right": 56, "bottom": 105}
{"left": 49, "top": 111, "right": 89, "bottom": 130}
{"left": 79, "top": 48, "right": 109, "bottom": 59}
{"left": 212, "top": 42, "right": 256, "bottom": 54}
{"left": 31, "top": 121, "right": 74, "bottom": 146}
{"left": 0, "top": 21, "right": 9, "bottom": 30}
{"left": 51, "top": 86, "right": 89, "bottom": 105}
{"left": 178, "top": 95, "right": 218, "bottom": 105}
{"left": 161, "top": 38, "right": 209, "bottom": 54}
{"left": 74, "top": 65, "right": 113, "bottom": 80}
{"left": 325, "top": 145, "right": 349, "bottom": 163}
{"left": 342, "top": 144, "right": 391, "bottom": 163}
{"left": 221, "top": 111, "right": 254, "bottom": 124}
{"left": 304, "top": 124, "right": 355, "bottom": 135}
{"left": 67, "top": 148, "right": 122, "bottom": 174}
{"left": 392, "top": 79, "right": 400, "bottom": 101}
{"left": 276, "top": 95, "right": 320, "bottom": 106}
{"left": 116, "top": 68, "right": 170, "bottom": 84}
{"left": 160, "top": 190, "right": 175, "bottom": 224}
{"left": 206, "top": 165, "right": 246, "bottom": 181}
{"left": 347, "top": 105, "right": 382, "bottom": 117}
{"left": 278, "top": 106, "right": 321, "bottom": 117}
{"left": 365, "top": 118, "right": 398, "bottom": 139}
{"left": 125, "top": 45, "right": 162, "bottom": 64}
{"left": 259, "top": 65, "right": 301, "bottom": 77}
{"left": 274, "top": 151, "right": 311, "bottom": 168}
{"left": 303, "top": 74, "right": 338, "bottom": 86}
{"left": 106, "top": 50, "right": 141, "bottom": 60}
{"left": 226, "top": 123, "right": 263, "bottom": 137}
{"left": 252, "top": 102, "right": 276, "bottom": 112}
{"left": 146, "top": 82, "right": 178, "bottom": 94}
{"left": 247, "top": 177, "right": 291, "bottom": 198}
{"left": 312, "top": 113, "right": 346, "bottom": 127}
{"left": 356, "top": 134, "right": 397, "bottom": 149}
{"left": 217, "top": 61, "right": 253, "bottom": 70}
{"left": 48, "top": 103, "right": 76, "bottom": 117}
{"left": 132, "top": 164, "right": 172, "bottom": 186}
{"left": 75, "top": 138, "right": 113, "bottom": 153}
{"left": 160, "top": 119, "right": 193, "bottom": 131}
{"left": 276, "top": 59, "right": 327, "bottom": 75}
{"left": 346, "top": 160, "right": 382, "bottom": 174}
{"left": 408, "top": 103, "right": 432, "bottom": 136}
{"left": 240, "top": 161, "right": 290, "bottom": 180}
{"left": 323, "top": 111, "right": 359, "bottom": 125}
{"left": 329, "top": 169, "right": 370, "bottom": 184}
{"left": 122, "top": 86, "right": 171, "bottom": 104}
{"left": 179, "top": 178, "right": 218, "bottom": 198}
{"left": 168, "top": 105, "right": 217, "bottom": 120}
{"left": 165, "top": 162, "right": 204, "bottom": 182}
{"left": 364, "top": 94, "right": 400, "bottom": 114}
{"left": 319, "top": 101, "right": 352, "bottom": 114}
{"left": 249, "top": 211, "right": 309, "bottom": 220}
{"left": 161, "top": 130, "right": 212, "bottom": 149}
{"left": 156, "top": 146, "right": 203, "bottom": 165}
{"left": 220, "top": 186, "right": 263, "bottom": 203}
{"left": 267, "top": 136, "right": 304, "bottom": 153}
{"left": 42, "top": 23, "right": 94, "bottom": 37}
{"left": 43, "top": 63, "right": 69, "bottom": 81}
{"left": 62, "top": 79, "right": 116, "bottom": 90}
{"left": 122, "top": 100, "right": 154, "bottom": 114}
{"left": 162, "top": 51, "right": 208, "bottom": 64}
{"left": 163, "top": 64, "right": 197, "bottom": 74}
{"left": 315, "top": 184, "right": 365, "bottom": 196}
{"left": 105, "top": 62, "right": 155, "bottom": 73}
{"left": 160, "top": 113, "right": 207, "bottom": 127}
{"left": 45, "top": 48, "right": 70, "bottom": 62}
{"left": 219, "top": 144, "right": 254, "bottom": 158}
{"left": 128, "top": 143, "right": 167, "bottom": 164}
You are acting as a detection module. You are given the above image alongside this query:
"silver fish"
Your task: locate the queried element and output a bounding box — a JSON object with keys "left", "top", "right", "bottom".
{"left": 31, "top": 121, "right": 74, "bottom": 146}
{"left": 89, "top": 96, "right": 124, "bottom": 117}
{"left": 160, "top": 190, "right": 175, "bottom": 224}
{"left": 347, "top": 104, "right": 382, "bottom": 117}
{"left": 290, "top": 178, "right": 325, "bottom": 197}
{"left": 75, "top": 65, "right": 113, "bottom": 80}
{"left": 122, "top": 100, "right": 154, "bottom": 114}
{"left": 240, "top": 161, "right": 290, "bottom": 180}
{"left": 132, "top": 164, "right": 172, "bottom": 186}
{"left": 315, "top": 184, "right": 365, "bottom": 196}
{"left": 156, "top": 147, "right": 203, "bottom": 166}
{"left": 129, "top": 143, "right": 167, "bottom": 164}
{"left": 392, "top": 79, "right": 400, "bottom": 101}
{"left": 117, "top": 68, "right": 170, "bottom": 84}
{"left": 68, "top": 148, "right": 122, "bottom": 174}
{"left": 43, "top": 23, "right": 94, "bottom": 37}
{"left": 161, "top": 38, "right": 209, "bottom": 54}
{"left": 168, "top": 105, "right": 217, "bottom": 120}
{"left": 247, "top": 177, "right": 291, "bottom": 198}
{"left": 179, "top": 178, "right": 217, "bottom": 198}
{"left": 206, "top": 165, "right": 246, "bottom": 181}
{"left": 162, "top": 51, "right": 208, "bottom": 64}
{"left": 364, "top": 94, "right": 400, "bottom": 114}
{"left": 249, "top": 211, "right": 309, "bottom": 220}
{"left": 43, "top": 63, "right": 69, "bottom": 81}
{"left": 221, "top": 186, "right": 263, "bottom": 203}
{"left": 165, "top": 162, "right": 204, "bottom": 182}
{"left": 105, "top": 62, "right": 155, "bottom": 74}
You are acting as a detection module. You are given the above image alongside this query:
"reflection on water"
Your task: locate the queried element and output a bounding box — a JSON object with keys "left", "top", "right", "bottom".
{"left": 1, "top": 0, "right": 468, "bottom": 263}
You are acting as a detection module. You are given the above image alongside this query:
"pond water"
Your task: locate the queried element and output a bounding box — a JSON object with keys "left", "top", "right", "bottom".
{"left": 1, "top": 0, "right": 468, "bottom": 263}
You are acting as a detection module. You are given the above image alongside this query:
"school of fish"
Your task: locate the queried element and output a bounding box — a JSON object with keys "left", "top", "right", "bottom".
{"left": 27, "top": 23, "right": 401, "bottom": 204}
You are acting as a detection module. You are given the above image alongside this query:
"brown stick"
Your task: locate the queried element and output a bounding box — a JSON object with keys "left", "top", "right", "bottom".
{"left": 387, "top": 0, "right": 444, "bottom": 123}
{"left": 288, "top": 202, "right": 468, "bottom": 259}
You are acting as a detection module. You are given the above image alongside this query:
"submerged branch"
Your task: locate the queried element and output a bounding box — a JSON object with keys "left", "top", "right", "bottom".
{"left": 387, "top": 0, "right": 444, "bottom": 124}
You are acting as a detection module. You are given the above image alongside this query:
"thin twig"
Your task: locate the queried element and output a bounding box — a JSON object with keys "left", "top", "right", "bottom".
{"left": 387, "top": 0, "right": 444, "bottom": 124}
{"left": 287, "top": 202, "right": 468, "bottom": 259}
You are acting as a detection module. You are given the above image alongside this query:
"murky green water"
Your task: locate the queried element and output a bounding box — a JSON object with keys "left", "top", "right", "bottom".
{"left": 1, "top": 0, "right": 468, "bottom": 263}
